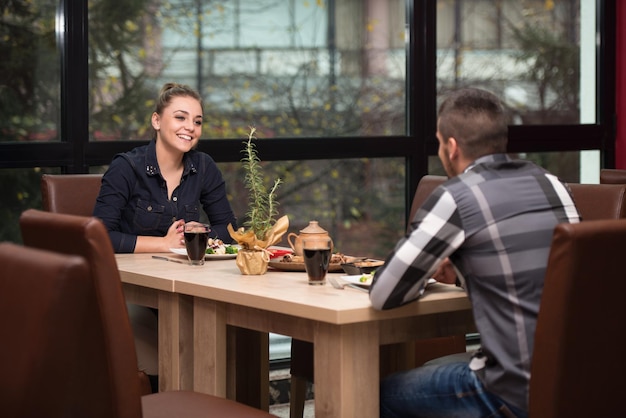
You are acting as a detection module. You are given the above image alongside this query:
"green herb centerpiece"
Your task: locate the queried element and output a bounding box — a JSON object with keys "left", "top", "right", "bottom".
{"left": 228, "top": 127, "right": 289, "bottom": 275}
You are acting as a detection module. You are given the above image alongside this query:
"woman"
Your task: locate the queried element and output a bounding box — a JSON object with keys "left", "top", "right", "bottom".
{"left": 94, "top": 82, "right": 237, "bottom": 391}
{"left": 94, "top": 82, "right": 237, "bottom": 253}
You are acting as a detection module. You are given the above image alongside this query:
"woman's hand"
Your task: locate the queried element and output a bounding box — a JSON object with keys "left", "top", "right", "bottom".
{"left": 133, "top": 219, "right": 185, "bottom": 253}
{"left": 431, "top": 258, "right": 457, "bottom": 285}
{"left": 165, "top": 219, "right": 186, "bottom": 249}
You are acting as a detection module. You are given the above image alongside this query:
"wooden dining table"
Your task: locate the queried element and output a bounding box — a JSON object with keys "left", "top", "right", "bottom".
{"left": 116, "top": 253, "right": 475, "bottom": 418}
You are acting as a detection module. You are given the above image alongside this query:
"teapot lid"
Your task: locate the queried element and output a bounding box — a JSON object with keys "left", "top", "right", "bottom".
{"left": 300, "top": 220, "right": 328, "bottom": 234}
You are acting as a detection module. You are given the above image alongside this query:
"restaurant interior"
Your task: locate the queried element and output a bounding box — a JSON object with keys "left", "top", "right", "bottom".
{"left": 1, "top": 1, "right": 626, "bottom": 417}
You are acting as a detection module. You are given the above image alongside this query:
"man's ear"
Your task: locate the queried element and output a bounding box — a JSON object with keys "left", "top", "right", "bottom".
{"left": 447, "top": 137, "right": 459, "bottom": 160}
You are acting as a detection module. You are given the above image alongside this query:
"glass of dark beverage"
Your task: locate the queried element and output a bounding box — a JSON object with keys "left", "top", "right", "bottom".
{"left": 303, "top": 237, "right": 332, "bottom": 285}
{"left": 184, "top": 222, "right": 210, "bottom": 265}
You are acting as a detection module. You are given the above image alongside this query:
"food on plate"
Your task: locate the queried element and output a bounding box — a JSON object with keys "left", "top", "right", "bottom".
{"left": 354, "top": 260, "right": 384, "bottom": 268}
{"left": 360, "top": 273, "right": 374, "bottom": 283}
{"left": 205, "top": 238, "right": 238, "bottom": 255}
{"left": 278, "top": 252, "right": 347, "bottom": 264}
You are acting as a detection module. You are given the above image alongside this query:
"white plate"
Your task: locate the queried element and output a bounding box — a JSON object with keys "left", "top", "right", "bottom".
{"left": 169, "top": 246, "right": 239, "bottom": 260}
{"left": 340, "top": 276, "right": 437, "bottom": 287}
{"left": 341, "top": 274, "right": 374, "bottom": 286}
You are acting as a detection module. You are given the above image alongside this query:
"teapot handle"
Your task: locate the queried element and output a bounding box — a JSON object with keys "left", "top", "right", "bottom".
{"left": 287, "top": 232, "right": 298, "bottom": 251}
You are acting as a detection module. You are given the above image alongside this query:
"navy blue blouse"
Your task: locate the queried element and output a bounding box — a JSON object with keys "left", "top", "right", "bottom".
{"left": 93, "top": 140, "right": 237, "bottom": 253}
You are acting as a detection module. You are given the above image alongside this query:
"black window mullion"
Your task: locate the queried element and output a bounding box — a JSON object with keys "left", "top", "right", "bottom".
{"left": 405, "top": 0, "right": 437, "bottom": 225}
{"left": 58, "top": 0, "right": 89, "bottom": 173}
{"left": 597, "top": 0, "right": 617, "bottom": 168}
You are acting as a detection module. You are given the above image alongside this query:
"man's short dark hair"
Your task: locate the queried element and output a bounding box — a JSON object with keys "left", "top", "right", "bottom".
{"left": 438, "top": 88, "right": 509, "bottom": 160}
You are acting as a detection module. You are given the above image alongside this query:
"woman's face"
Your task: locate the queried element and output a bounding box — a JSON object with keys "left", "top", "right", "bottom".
{"left": 152, "top": 95, "right": 203, "bottom": 153}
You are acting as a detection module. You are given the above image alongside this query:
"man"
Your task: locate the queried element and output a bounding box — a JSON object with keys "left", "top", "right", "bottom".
{"left": 369, "top": 88, "right": 580, "bottom": 417}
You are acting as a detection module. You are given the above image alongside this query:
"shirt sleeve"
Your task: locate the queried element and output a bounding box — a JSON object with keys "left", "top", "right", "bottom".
{"left": 369, "top": 187, "right": 465, "bottom": 310}
{"left": 93, "top": 156, "right": 138, "bottom": 253}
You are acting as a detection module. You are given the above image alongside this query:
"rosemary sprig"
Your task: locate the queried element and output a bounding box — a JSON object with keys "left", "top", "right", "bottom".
{"left": 241, "top": 127, "right": 282, "bottom": 240}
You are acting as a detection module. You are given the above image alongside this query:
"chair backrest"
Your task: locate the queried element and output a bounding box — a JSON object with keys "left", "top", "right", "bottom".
{"left": 19, "top": 209, "right": 143, "bottom": 418}
{"left": 408, "top": 175, "right": 447, "bottom": 226}
{"left": 600, "top": 168, "right": 626, "bottom": 184}
{"left": 0, "top": 242, "right": 97, "bottom": 417}
{"left": 41, "top": 173, "right": 103, "bottom": 216}
{"left": 568, "top": 182, "right": 626, "bottom": 220}
{"left": 410, "top": 177, "right": 626, "bottom": 222}
{"left": 529, "top": 219, "right": 626, "bottom": 417}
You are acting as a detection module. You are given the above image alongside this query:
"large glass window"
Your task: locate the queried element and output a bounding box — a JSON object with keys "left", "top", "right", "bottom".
{"left": 0, "top": 0, "right": 614, "bottom": 244}
{"left": 88, "top": 0, "right": 407, "bottom": 141}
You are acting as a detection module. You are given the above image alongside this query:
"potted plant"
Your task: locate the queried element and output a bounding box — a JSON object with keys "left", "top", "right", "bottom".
{"left": 228, "top": 127, "right": 289, "bottom": 274}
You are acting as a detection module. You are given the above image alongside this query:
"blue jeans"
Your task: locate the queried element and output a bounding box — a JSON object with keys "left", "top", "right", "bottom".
{"left": 380, "top": 361, "right": 527, "bottom": 418}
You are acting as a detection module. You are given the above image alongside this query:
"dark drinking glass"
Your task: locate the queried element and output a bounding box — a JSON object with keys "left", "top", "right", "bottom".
{"left": 303, "top": 237, "right": 332, "bottom": 285}
{"left": 184, "top": 222, "right": 210, "bottom": 265}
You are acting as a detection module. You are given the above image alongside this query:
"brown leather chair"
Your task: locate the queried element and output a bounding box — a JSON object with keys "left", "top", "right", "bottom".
{"left": 529, "top": 219, "right": 626, "bottom": 417}
{"left": 40, "top": 173, "right": 154, "bottom": 395}
{"left": 600, "top": 168, "right": 626, "bottom": 184}
{"left": 19, "top": 209, "right": 277, "bottom": 418}
{"left": 41, "top": 173, "right": 103, "bottom": 215}
{"left": 408, "top": 175, "right": 447, "bottom": 222}
{"left": 568, "top": 182, "right": 626, "bottom": 220}
{"left": 0, "top": 242, "right": 95, "bottom": 418}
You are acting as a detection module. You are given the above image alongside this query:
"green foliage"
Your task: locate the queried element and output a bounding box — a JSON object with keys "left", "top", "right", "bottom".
{"left": 240, "top": 127, "right": 282, "bottom": 240}
{"left": 510, "top": 20, "right": 580, "bottom": 121}
{"left": 0, "top": 168, "right": 46, "bottom": 244}
{"left": 0, "top": 1, "right": 58, "bottom": 141}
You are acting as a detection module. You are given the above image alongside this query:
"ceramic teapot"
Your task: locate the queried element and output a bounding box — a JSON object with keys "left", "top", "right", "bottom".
{"left": 287, "top": 221, "right": 333, "bottom": 257}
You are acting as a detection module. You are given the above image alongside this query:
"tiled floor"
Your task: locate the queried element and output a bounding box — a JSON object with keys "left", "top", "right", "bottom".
{"left": 268, "top": 368, "right": 315, "bottom": 417}
{"left": 269, "top": 399, "right": 315, "bottom": 417}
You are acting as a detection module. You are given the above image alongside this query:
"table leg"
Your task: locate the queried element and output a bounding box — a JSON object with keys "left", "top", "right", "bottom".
{"left": 314, "top": 322, "right": 380, "bottom": 418}
{"left": 157, "top": 292, "right": 182, "bottom": 391}
{"left": 192, "top": 297, "right": 228, "bottom": 396}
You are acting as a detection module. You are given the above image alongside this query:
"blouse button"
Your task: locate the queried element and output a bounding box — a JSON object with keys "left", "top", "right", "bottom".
{"left": 173, "top": 196, "right": 178, "bottom": 202}
{"left": 147, "top": 206, "right": 152, "bottom": 211}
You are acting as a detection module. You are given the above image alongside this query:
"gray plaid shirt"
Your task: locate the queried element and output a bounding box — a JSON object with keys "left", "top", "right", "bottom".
{"left": 370, "top": 153, "right": 581, "bottom": 411}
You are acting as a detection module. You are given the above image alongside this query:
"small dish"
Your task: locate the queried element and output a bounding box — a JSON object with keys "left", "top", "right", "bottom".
{"left": 340, "top": 259, "right": 384, "bottom": 275}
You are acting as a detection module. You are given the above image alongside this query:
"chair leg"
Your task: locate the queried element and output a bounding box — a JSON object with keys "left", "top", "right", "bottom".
{"left": 289, "top": 375, "right": 307, "bottom": 418}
